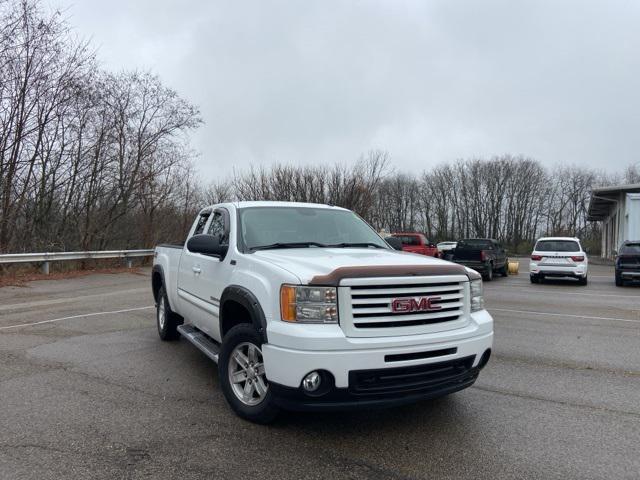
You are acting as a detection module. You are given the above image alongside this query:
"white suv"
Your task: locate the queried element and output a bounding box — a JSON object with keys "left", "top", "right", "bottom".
{"left": 529, "top": 237, "right": 588, "bottom": 285}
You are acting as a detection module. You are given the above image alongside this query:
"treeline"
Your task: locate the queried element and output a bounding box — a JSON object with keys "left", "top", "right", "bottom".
{"left": 1, "top": 0, "right": 635, "bottom": 257}
{"left": 0, "top": 0, "right": 200, "bottom": 254}
{"left": 219, "top": 153, "right": 631, "bottom": 253}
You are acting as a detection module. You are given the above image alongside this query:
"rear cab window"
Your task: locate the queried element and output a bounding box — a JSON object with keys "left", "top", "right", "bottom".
{"left": 535, "top": 240, "right": 580, "bottom": 252}
{"left": 192, "top": 211, "right": 211, "bottom": 235}
{"left": 457, "top": 239, "right": 493, "bottom": 250}
{"left": 395, "top": 235, "right": 420, "bottom": 246}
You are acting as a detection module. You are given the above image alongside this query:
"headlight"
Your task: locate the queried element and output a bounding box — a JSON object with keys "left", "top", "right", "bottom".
{"left": 470, "top": 279, "right": 484, "bottom": 312}
{"left": 280, "top": 285, "right": 338, "bottom": 323}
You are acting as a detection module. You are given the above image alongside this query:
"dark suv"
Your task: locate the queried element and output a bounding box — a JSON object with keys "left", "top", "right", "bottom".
{"left": 615, "top": 241, "right": 640, "bottom": 286}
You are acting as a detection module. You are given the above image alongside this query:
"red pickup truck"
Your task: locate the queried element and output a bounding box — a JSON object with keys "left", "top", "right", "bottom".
{"left": 390, "top": 233, "right": 439, "bottom": 257}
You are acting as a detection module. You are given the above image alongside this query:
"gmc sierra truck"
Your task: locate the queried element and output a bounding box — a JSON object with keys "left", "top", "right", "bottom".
{"left": 152, "top": 202, "right": 493, "bottom": 423}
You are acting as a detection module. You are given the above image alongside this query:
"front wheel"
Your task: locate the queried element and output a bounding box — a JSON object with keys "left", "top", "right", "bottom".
{"left": 615, "top": 272, "right": 623, "bottom": 286}
{"left": 157, "top": 286, "right": 181, "bottom": 340}
{"left": 218, "top": 324, "right": 279, "bottom": 424}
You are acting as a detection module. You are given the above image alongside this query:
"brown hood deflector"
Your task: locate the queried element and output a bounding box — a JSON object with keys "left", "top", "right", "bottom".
{"left": 309, "top": 264, "right": 474, "bottom": 286}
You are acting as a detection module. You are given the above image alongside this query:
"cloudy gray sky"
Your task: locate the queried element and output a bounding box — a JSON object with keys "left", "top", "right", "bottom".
{"left": 70, "top": 0, "right": 640, "bottom": 180}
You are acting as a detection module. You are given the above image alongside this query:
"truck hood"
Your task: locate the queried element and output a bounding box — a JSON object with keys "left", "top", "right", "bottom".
{"left": 253, "top": 248, "right": 457, "bottom": 284}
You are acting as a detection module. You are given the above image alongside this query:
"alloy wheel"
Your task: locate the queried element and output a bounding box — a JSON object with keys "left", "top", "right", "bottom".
{"left": 228, "top": 342, "right": 268, "bottom": 406}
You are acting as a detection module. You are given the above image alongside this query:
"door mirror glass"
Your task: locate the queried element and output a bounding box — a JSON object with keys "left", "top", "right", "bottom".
{"left": 187, "top": 234, "right": 228, "bottom": 258}
{"left": 385, "top": 236, "right": 404, "bottom": 251}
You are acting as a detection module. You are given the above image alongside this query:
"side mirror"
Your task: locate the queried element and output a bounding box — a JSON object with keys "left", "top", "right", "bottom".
{"left": 187, "top": 234, "right": 228, "bottom": 258}
{"left": 385, "top": 237, "right": 404, "bottom": 251}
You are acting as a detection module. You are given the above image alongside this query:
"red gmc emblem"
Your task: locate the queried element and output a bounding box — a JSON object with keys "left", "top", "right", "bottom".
{"left": 391, "top": 297, "right": 442, "bottom": 313}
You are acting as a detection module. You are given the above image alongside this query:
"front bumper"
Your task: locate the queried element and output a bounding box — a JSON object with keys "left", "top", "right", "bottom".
{"left": 262, "top": 328, "right": 493, "bottom": 410}
{"left": 270, "top": 355, "right": 483, "bottom": 411}
{"left": 619, "top": 270, "right": 640, "bottom": 279}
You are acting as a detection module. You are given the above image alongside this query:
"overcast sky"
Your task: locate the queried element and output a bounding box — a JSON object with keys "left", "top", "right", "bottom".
{"left": 69, "top": 0, "right": 640, "bottom": 180}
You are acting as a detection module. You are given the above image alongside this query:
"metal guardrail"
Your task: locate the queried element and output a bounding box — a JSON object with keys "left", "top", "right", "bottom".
{"left": 0, "top": 249, "right": 155, "bottom": 274}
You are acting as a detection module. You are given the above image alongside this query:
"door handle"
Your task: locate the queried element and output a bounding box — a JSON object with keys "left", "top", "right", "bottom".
{"left": 192, "top": 266, "right": 202, "bottom": 274}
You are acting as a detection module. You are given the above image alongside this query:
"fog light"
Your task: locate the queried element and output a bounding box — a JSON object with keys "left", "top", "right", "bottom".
{"left": 302, "top": 371, "right": 321, "bottom": 392}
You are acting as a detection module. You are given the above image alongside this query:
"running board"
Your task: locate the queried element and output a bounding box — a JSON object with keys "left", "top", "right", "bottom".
{"left": 177, "top": 324, "right": 221, "bottom": 363}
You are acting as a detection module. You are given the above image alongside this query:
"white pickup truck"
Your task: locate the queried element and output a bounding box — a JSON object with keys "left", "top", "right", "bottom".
{"left": 152, "top": 201, "right": 493, "bottom": 423}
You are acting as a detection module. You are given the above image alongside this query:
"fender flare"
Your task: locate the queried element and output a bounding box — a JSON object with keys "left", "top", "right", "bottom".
{"left": 219, "top": 285, "right": 268, "bottom": 342}
{"left": 151, "top": 264, "right": 167, "bottom": 306}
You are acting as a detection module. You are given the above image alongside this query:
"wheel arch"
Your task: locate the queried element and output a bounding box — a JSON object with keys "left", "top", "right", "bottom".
{"left": 151, "top": 265, "right": 165, "bottom": 305}
{"left": 219, "top": 285, "right": 268, "bottom": 342}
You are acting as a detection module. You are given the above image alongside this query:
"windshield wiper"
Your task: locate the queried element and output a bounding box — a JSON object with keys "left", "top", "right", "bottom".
{"left": 251, "top": 241, "right": 329, "bottom": 251}
{"left": 327, "top": 242, "right": 387, "bottom": 249}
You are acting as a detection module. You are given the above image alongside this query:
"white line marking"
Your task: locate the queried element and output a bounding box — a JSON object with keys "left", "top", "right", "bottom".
{"left": 0, "top": 306, "right": 154, "bottom": 331}
{"left": 485, "top": 286, "right": 638, "bottom": 299}
{"left": 0, "top": 288, "right": 149, "bottom": 312}
{"left": 490, "top": 308, "right": 640, "bottom": 324}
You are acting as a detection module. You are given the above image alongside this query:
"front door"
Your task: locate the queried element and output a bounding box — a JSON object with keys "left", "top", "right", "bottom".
{"left": 187, "top": 208, "right": 232, "bottom": 341}
{"left": 177, "top": 209, "right": 212, "bottom": 331}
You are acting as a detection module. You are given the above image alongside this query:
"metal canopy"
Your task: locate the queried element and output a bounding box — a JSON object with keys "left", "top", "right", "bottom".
{"left": 587, "top": 183, "right": 640, "bottom": 221}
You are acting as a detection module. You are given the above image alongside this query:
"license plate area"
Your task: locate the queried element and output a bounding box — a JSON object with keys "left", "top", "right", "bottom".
{"left": 544, "top": 257, "right": 569, "bottom": 265}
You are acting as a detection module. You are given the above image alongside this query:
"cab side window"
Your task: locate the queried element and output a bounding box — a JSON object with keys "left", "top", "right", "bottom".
{"left": 207, "top": 211, "right": 228, "bottom": 245}
{"left": 193, "top": 212, "right": 210, "bottom": 235}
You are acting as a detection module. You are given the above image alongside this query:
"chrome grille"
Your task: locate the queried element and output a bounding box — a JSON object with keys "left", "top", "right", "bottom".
{"left": 338, "top": 275, "right": 470, "bottom": 337}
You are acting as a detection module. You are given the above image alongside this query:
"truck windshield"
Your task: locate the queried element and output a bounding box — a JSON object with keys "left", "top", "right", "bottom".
{"left": 238, "top": 207, "right": 389, "bottom": 251}
{"left": 535, "top": 240, "right": 580, "bottom": 252}
{"left": 620, "top": 243, "right": 640, "bottom": 254}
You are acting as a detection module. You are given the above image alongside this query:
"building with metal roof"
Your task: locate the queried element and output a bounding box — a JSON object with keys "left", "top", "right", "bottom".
{"left": 587, "top": 183, "right": 640, "bottom": 258}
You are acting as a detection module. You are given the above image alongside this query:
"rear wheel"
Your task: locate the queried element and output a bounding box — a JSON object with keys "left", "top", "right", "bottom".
{"left": 483, "top": 263, "right": 493, "bottom": 281}
{"left": 530, "top": 274, "right": 539, "bottom": 284}
{"left": 578, "top": 275, "right": 588, "bottom": 286}
{"left": 218, "top": 324, "right": 279, "bottom": 424}
{"left": 156, "top": 286, "right": 181, "bottom": 340}
{"left": 501, "top": 261, "right": 509, "bottom": 277}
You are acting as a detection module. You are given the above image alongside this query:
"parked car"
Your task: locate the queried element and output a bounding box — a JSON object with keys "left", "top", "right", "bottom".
{"left": 614, "top": 240, "right": 640, "bottom": 286}
{"left": 390, "top": 232, "right": 439, "bottom": 257}
{"left": 437, "top": 241, "right": 457, "bottom": 260}
{"left": 529, "top": 237, "right": 588, "bottom": 285}
{"left": 152, "top": 202, "right": 493, "bottom": 423}
{"left": 451, "top": 238, "right": 509, "bottom": 281}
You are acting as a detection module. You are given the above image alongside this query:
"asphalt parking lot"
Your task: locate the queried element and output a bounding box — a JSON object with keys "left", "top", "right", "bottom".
{"left": 0, "top": 264, "right": 638, "bottom": 479}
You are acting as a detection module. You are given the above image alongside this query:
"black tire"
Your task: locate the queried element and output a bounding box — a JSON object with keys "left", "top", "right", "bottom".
{"left": 530, "top": 274, "right": 539, "bottom": 284}
{"left": 615, "top": 272, "right": 623, "bottom": 287}
{"left": 483, "top": 263, "right": 493, "bottom": 281}
{"left": 218, "top": 324, "right": 279, "bottom": 424}
{"left": 156, "top": 286, "right": 181, "bottom": 341}
{"left": 578, "top": 275, "right": 588, "bottom": 286}
{"left": 501, "top": 261, "right": 509, "bottom": 277}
